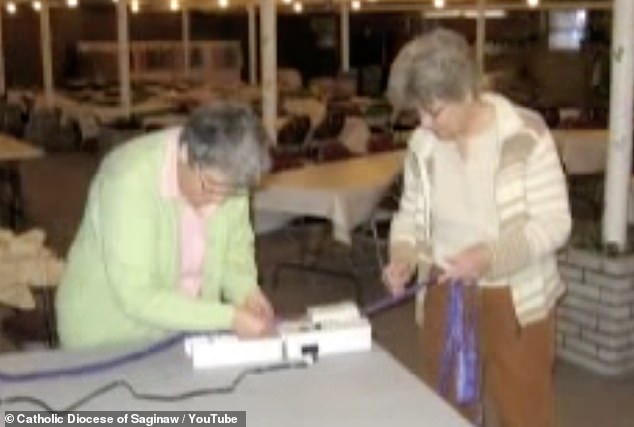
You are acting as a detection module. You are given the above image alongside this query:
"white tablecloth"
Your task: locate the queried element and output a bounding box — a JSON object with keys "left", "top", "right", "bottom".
{"left": 0, "top": 342, "right": 471, "bottom": 427}
{"left": 254, "top": 151, "right": 405, "bottom": 244}
{"left": 142, "top": 114, "right": 188, "bottom": 129}
{"left": 0, "top": 133, "right": 43, "bottom": 162}
{"left": 552, "top": 129, "right": 608, "bottom": 175}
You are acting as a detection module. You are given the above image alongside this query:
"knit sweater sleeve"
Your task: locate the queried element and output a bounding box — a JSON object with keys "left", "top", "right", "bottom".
{"left": 389, "top": 130, "right": 434, "bottom": 277}
{"left": 485, "top": 129, "right": 571, "bottom": 280}
{"left": 220, "top": 196, "right": 258, "bottom": 305}
{"left": 95, "top": 175, "right": 236, "bottom": 332}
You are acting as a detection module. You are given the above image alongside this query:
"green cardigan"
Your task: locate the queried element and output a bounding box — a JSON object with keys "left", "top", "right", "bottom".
{"left": 55, "top": 129, "right": 258, "bottom": 349}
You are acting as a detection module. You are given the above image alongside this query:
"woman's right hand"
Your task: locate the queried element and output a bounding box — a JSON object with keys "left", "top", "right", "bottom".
{"left": 231, "top": 308, "right": 274, "bottom": 338}
{"left": 382, "top": 261, "right": 415, "bottom": 296}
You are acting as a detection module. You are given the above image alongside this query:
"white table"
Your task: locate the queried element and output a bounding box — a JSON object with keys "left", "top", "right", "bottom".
{"left": 53, "top": 93, "right": 175, "bottom": 126}
{"left": 254, "top": 151, "right": 405, "bottom": 245}
{"left": 551, "top": 129, "right": 608, "bottom": 175}
{"left": 0, "top": 135, "right": 43, "bottom": 162}
{"left": 142, "top": 113, "right": 189, "bottom": 130}
{"left": 0, "top": 342, "right": 471, "bottom": 427}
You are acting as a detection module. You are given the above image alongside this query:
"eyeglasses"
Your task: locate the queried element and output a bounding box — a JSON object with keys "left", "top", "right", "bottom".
{"left": 196, "top": 168, "right": 251, "bottom": 198}
{"left": 420, "top": 103, "right": 449, "bottom": 122}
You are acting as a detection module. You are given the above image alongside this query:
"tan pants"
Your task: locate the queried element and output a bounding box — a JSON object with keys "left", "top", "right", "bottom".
{"left": 419, "top": 283, "right": 557, "bottom": 427}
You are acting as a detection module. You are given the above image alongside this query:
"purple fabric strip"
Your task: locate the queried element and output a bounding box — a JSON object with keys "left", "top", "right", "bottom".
{"left": 438, "top": 280, "right": 480, "bottom": 407}
{"left": 362, "top": 280, "right": 427, "bottom": 317}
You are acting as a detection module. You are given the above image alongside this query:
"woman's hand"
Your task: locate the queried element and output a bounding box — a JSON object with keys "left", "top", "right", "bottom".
{"left": 232, "top": 288, "right": 275, "bottom": 338}
{"left": 241, "top": 288, "right": 275, "bottom": 322}
{"left": 439, "top": 243, "right": 492, "bottom": 283}
{"left": 382, "top": 261, "right": 416, "bottom": 296}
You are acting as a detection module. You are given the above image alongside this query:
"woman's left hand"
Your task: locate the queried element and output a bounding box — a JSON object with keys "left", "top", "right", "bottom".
{"left": 439, "top": 243, "right": 492, "bottom": 284}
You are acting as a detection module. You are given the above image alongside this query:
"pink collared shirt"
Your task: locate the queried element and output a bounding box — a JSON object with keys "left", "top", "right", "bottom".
{"left": 160, "top": 131, "right": 215, "bottom": 298}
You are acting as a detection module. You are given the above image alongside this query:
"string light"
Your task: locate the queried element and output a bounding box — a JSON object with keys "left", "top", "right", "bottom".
{"left": 433, "top": 0, "right": 445, "bottom": 9}
{"left": 67, "top": 0, "right": 79, "bottom": 7}
{"left": 351, "top": 0, "right": 361, "bottom": 11}
{"left": 131, "top": 0, "right": 140, "bottom": 13}
{"left": 6, "top": 1, "right": 17, "bottom": 14}
{"left": 32, "top": 1, "right": 42, "bottom": 12}
{"left": 527, "top": 0, "right": 539, "bottom": 7}
{"left": 293, "top": 1, "right": 302, "bottom": 13}
{"left": 170, "top": 0, "right": 180, "bottom": 11}
{"left": 218, "top": 0, "right": 229, "bottom": 9}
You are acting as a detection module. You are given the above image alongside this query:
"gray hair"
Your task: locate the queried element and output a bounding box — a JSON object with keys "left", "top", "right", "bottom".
{"left": 179, "top": 101, "right": 272, "bottom": 187}
{"left": 387, "top": 28, "right": 479, "bottom": 111}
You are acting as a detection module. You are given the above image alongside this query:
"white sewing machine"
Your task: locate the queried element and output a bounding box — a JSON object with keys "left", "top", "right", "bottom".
{"left": 184, "top": 301, "right": 372, "bottom": 369}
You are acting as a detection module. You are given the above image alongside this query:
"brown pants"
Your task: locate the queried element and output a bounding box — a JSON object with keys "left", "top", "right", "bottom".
{"left": 419, "top": 283, "right": 556, "bottom": 427}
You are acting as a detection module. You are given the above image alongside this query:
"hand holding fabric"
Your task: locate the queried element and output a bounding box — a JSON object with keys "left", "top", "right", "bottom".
{"left": 439, "top": 243, "right": 492, "bottom": 284}
{"left": 382, "top": 261, "right": 416, "bottom": 296}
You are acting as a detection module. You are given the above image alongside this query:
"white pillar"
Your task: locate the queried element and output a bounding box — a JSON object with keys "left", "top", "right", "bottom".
{"left": 0, "top": 8, "right": 5, "bottom": 95}
{"left": 603, "top": 0, "right": 634, "bottom": 250}
{"left": 475, "top": 0, "right": 486, "bottom": 76}
{"left": 117, "top": 0, "right": 132, "bottom": 118}
{"left": 340, "top": 3, "right": 350, "bottom": 72}
{"left": 40, "top": 1, "right": 54, "bottom": 107}
{"left": 247, "top": 3, "right": 257, "bottom": 85}
{"left": 260, "top": 0, "right": 276, "bottom": 143}
{"left": 181, "top": 8, "right": 190, "bottom": 79}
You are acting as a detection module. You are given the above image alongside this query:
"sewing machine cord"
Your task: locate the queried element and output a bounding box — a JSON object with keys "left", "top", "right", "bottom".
{"left": 0, "top": 281, "right": 426, "bottom": 412}
{"left": 0, "top": 360, "right": 310, "bottom": 412}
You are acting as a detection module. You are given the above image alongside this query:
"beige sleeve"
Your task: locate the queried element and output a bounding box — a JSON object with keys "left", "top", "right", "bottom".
{"left": 389, "top": 132, "right": 435, "bottom": 279}
{"left": 485, "top": 130, "right": 571, "bottom": 280}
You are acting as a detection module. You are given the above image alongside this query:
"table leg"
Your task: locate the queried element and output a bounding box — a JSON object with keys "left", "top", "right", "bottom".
{"left": 37, "top": 288, "right": 58, "bottom": 348}
{"left": 271, "top": 224, "right": 365, "bottom": 306}
{"left": 0, "top": 163, "right": 25, "bottom": 230}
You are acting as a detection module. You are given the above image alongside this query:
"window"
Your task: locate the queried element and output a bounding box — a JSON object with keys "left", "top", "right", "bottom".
{"left": 549, "top": 10, "right": 587, "bottom": 51}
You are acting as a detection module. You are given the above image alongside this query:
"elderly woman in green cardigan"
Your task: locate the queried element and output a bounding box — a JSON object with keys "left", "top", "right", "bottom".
{"left": 56, "top": 102, "right": 274, "bottom": 349}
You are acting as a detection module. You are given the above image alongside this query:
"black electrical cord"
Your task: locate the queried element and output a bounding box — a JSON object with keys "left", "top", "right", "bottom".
{"left": 1, "top": 280, "right": 428, "bottom": 413}
{"left": 1, "top": 360, "right": 309, "bottom": 413}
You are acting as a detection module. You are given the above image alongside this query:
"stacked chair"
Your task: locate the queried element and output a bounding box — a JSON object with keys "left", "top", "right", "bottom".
{"left": 269, "top": 114, "right": 312, "bottom": 172}
{"left": 24, "top": 107, "right": 82, "bottom": 153}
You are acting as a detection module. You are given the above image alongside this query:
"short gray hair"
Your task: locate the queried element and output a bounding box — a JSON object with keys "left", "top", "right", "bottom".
{"left": 179, "top": 101, "right": 271, "bottom": 187}
{"left": 387, "top": 28, "right": 479, "bottom": 111}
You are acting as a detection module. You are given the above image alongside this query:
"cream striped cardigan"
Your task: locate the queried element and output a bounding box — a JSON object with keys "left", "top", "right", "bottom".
{"left": 390, "top": 93, "right": 572, "bottom": 327}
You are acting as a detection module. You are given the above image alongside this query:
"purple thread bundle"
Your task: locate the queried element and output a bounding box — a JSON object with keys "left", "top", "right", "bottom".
{"left": 438, "top": 280, "right": 480, "bottom": 407}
